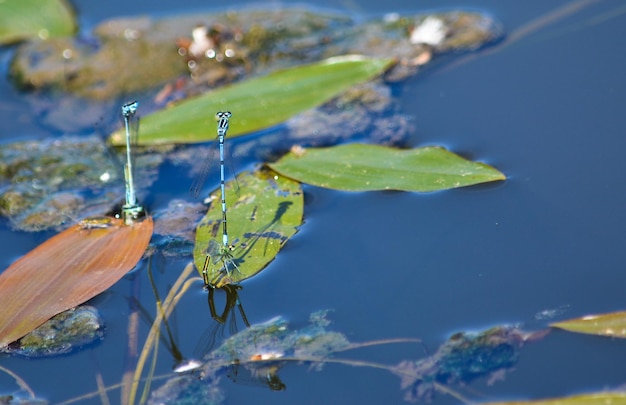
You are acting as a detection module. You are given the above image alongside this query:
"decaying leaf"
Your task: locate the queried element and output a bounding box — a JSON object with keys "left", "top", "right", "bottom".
{"left": 0, "top": 216, "right": 153, "bottom": 348}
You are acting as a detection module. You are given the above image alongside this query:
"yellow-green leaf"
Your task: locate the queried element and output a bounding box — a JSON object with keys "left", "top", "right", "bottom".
{"left": 109, "top": 55, "right": 395, "bottom": 145}
{"left": 0, "top": 216, "right": 153, "bottom": 348}
{"left": 194, "top": 169, "right": 303, "bottom": 286}
{"left": 268, "top": 144, "right": 505, "bottom": 191}
{"left": 550, "top": 311, "right": 626, "bottom": 338}
{"left": 486, "top": 392, "right": 626, "bottom": 405}
{"left": 0, "top": 0, "right": 76, "bottom": 44}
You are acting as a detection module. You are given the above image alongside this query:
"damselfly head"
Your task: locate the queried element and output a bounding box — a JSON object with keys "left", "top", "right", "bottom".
{"left": 216, "top": 111, "right": 232, "bottom": 135}
{"left": 122, "top": 101, "right": 138, "bottom": 118}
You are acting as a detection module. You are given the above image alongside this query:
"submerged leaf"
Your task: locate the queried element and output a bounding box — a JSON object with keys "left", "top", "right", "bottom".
{"left": 206, "top": 312, "right": 350, "bottom": 368}
{"left": 109, "top": 56, "right": 395, "bottom": 145}
{"left": 551, "top": 311, "right": 626, "bottom": 338}
{"left": 0, "top": 216, "right": 153, "bottom": 348}
{"left": 0, "top": 0, "right": 76, "bottom": 44}
{"left": 0, "top": 135, "right": 162, "bottom": 232}
{"left": 394, "top": 326, "right": 534, "bottom": 402}
{"left": 268, "top": 143, "right": 506, "bottom": 191}
{"left": 194, "top": 169, "right": 303, "bottom": 286}
{"left": 485, "top": 392, "right": 626, "bottom": 405}
{"left": 5, "top": 306, "right": 104, "bottom": 357}
{"left": 150, "top": 311, "right": 348, "bottom": 402}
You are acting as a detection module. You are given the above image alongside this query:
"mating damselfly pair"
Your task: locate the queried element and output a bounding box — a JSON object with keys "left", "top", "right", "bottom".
{"left": 118, "top": 104, "right": 240, "bottom": 286}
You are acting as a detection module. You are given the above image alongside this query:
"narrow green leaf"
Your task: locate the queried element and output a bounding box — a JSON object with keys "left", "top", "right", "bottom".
{"left": 0, "top": 0, "right": 76, "bottom": 44}
{"left": 194, "top": 169, "right": 303, "bottom": 286}
{"left": 550, "top": 311, "right": 626, "bottom": 338}
{"left": 109, "top": 55, "right": 395, "bottom": 146}
{"left": 485, "top": 392, "right": 626, "bottom": 405}
{"left": 268, "top": 144, "right": 505, "bottom": 192}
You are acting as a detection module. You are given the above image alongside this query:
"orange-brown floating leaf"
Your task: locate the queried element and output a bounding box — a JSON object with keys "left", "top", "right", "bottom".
{"left": 0, "top": 216, "right": 153, "bottom": 348}
{"left": 550, "top": 310, "right": 626, "bottom": 338}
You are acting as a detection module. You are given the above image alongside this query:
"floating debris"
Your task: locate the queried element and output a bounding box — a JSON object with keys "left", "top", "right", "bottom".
{"left": 78, "top": 216, "right": 116, "bottom": 230}
{"left": 394, "top": 326, "right": 545, "bottom": 402}
{"left": 535, "top": 304, "right": 570, "bottom": 321}
{"left": 2, "top": 306, "right": 104, "bottom": 358}
{"left": 149, "top": 311, "right": 349, "bottom": 403}
{"left": 9, "top": 8, "right": 501, "bottom": 101}
{"left": 152, "top": 199, "right": 205, "bottom": 257}
{"left": 410, "top": 16, "right": 448, "bottom": 46}
{"left": 0, "top": 135, "right": 162, "bottom": 231}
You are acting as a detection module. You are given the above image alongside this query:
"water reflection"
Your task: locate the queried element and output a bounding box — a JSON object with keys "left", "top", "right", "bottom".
{"left": 205, "top": 285, "right": 288, "bottom": 391}
{"left": 206, "top": 284, "right": 250, "bottom": 328}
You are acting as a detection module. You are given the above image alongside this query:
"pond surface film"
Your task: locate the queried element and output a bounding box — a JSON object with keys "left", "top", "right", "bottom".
{"left": 1, "top": 0, "right": 626, "bottom": 404}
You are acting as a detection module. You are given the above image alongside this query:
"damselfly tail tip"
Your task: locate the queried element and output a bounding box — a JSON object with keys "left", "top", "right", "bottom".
{"left": 121, "top": 204, "right": 144, "bottom": 225}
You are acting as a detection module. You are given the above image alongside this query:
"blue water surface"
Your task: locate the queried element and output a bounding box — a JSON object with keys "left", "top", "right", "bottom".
{"left": 1, "top": 0, "right": 626, "bottom": 404}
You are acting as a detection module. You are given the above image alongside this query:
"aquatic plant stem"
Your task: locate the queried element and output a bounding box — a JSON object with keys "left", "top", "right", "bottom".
{"left": 121, "top": 274, "right": 141, "bottom": 405}
{"left": 95, "top": 370, "right": 111, "bottom": 405}
{"left": 0, "top": 364, "right": 36, "bottom": 399}
{"left": 220, "top": 356, "right": 475, "bottom": 405}
{"left": 128, "top": 262, "right": 201, "bottom": 405}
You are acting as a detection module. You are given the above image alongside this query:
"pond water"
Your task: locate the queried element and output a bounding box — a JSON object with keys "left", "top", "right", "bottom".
{"left": 1, "top": 0, "right": 626, "bottom": 404}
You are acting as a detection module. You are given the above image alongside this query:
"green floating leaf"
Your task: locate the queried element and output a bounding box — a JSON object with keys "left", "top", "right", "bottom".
{"left": 109, "top": 55, "right": 395, "bottom": 146}
{"left": 485, "top": 392, "right": 626, "bottom": 405}
{"left": 0, "top": 0, "right": 76, "bottom": 44}
{"left": 194, "top": 169, "right": 303, "bottom": 286}
{"left": 550, "top": 311, "right": 626, "bottom": 338}
{"left": 268, "top": 144, "right": 506, "bottom": 192}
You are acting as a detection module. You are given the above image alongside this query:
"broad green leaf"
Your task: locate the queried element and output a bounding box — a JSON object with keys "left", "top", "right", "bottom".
{"left": 267, "top": 144, "right": 505, "bottom": 192}
{"left": 194, "top": 169, "right": 303, "bottom": 286}
{"left": 551, "top": 311, "right": 626, "bottom": 338}
{"left": 0, "top": 216, "right": 153, "bottom": 348}
{"left": 0, "top": 0, "right": 76, "bottom": 44}
{"left": 486, "top": 392, "right": 626, "bottom": 405}
{"left": 109, "top": 55, "right": 395, "bottom": 146}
